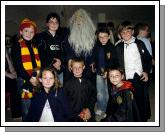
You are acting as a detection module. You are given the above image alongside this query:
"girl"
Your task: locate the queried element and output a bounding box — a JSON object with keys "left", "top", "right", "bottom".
{"left": 104, "top": 68, "right": 141, "bottom": 122}
{"left": 26, "top": 67, "right": 71, "bottom": 122}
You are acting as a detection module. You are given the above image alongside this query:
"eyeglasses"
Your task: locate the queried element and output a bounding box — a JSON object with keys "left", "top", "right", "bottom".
{"left": 48, "top": 20, "right": 59, "bottom": 25}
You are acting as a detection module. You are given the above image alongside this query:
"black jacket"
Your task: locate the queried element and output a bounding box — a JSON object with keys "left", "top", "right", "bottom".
{"left": 35, "top": 31, "right": 63, "bottom": 68}
{"left": 64, "top": 77, "right": 97, "bottom": 121}
{"left": 115, "top": 38, "right": 152, "bottom": 75}
{"left": 93, "top": 41, "right": 119, "bottom": 74}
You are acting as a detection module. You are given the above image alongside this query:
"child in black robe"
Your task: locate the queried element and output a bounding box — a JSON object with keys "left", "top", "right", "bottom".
{"left": 104, "top": 68, "right": 141, "bottom": 122}
{"left": 64, "top": 58, "right": 97, "bottom": 122}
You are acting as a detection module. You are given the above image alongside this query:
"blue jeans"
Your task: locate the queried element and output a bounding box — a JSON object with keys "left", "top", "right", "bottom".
{"left": 16, "top": 77, "right": 31, "bottom": 121}
{"left": 22, "top": 99, "right": 31, "bottom": 121}
{"left": 58, "top": 72, "right": 63, "bottom": 85}
{"left": 96, "top": 75, "right": 109, "bottom": 113}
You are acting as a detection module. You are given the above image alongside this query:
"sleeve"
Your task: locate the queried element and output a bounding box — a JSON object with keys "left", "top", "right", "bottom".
{"left": 58, "top": 88, "right": 72, "bottom": 121}
{"left": 108, "top": 45, "right": 119, "bottom": 69}
{"left": 35, "top": 33, "right": 47, "bottom": 68}
{"left": 87, "top": 80, "right": 97, "bottom": 115}
{"left": 136, "top": 39, "right": 152, "bottom": 74}
{"left": 11, "top": 40, "right": 31, "bottom": 81}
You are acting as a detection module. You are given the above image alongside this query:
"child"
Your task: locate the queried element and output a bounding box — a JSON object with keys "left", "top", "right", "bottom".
{"left": 115, "top": 21, "right": 152, "bottom": 121}
{"left": 26, "top": 67, "right": 71, "bottom": 122}
{"left": 36, "top": 12, "right": 64, "bottom": 85}
{"left": 134, "top": 22, "right": 152, "bottom": 56}
{"left": 64, "top": 58, "right": 97, "bottom": 122}
{"left": 104, "top": 68, "right": 140, "bottom": 122}
{"left": 93, "top": 27, "right": 118, "bottom": 121}
{"left": 11, "top": 18, "right": 41, "bottom": 121}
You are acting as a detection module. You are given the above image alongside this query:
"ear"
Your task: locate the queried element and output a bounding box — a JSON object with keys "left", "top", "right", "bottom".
{"left": 132, "top": 30, "right": 134, "bottom": 35}
{"left": 46, "top": 22, "right": 49, "bottom": 27}
{"left": 19, "top": 31, "right": 23, "bottom": 35}
{"left": 39, "top": 78, "right": 42, "bottom": 83}
{"left": 122, "top": 75, "right": 125, "bottom": 80}
{"left": 83, "top": 65, "right": 85, "bottom": 70}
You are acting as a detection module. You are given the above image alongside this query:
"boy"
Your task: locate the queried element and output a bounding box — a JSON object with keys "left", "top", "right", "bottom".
{"left": 115, "top": 21, "right": 152, "bottom": 121}
{"left": 11, "top": 18, "right": 41, "bottom": 121}
{"left": 64, "top": 58, "right": 97, "bottom": 122}
{"left": 36, "top": 12, "right": 64, "bottom": 84}
{"left": 104, "top": 68, "right": 140, "bottom": 122}
{"left": 93, "top": 27, "right": 118, "bottom": 121}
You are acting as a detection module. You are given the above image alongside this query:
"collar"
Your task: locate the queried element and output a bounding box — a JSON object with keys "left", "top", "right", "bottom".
{"left": 123, "top": 36, "right": 136, "bottom": 46}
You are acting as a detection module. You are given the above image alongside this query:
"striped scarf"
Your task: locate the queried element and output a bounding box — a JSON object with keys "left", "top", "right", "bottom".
{"left": 19, "top": 38, "right": 41, "bottom": 76}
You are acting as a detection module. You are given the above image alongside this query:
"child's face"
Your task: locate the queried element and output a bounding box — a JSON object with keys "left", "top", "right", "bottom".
{"left": 40, "top": 71, "right": 55, "bottom": 90}
{"left": 120, "top": 29, "right": 134, "bottom": 42}
{"left": 20, "top": 27, "right": 35, "bottom": 41}
{"left": 108, "top": 70, "right": 123, "bottom": 87}
{"left": 139, "top": 28, "right": 149, "bottom": 38}
{"left": 71, "top": 62, "right": 85, "bottom": 78}
{"left": 47, "top": 17, "right": 59, "bottom": 32}
{"left": 98, "top": 33, "right": 110, "bottom": 45}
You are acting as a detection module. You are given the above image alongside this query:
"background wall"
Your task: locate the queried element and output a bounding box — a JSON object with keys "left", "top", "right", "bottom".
{"left": 5, "top": 5, "right": 155, "bottom": 38}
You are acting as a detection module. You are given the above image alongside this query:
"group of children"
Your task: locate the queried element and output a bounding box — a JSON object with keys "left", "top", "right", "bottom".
{"left": 6, "top": 10, "right": 153, "bottom": 122}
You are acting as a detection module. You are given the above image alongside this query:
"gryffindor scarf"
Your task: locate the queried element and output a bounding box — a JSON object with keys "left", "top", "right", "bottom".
{"left": 19, "top": 38, "right": 41, "bottom": 76}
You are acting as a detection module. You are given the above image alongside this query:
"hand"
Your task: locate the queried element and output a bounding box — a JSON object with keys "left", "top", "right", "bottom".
{"left": 68, "top": 59, "right": 72, "bottom": 72}
{"left": 52, "top": 58, "right": 61, "bottom": 70}
{"left": 82, "top": 108, "right": 91, "bottom": 121}
{"left": 140, "top": 72, "right": 148, "bottom": 82}
{"left": 30, "top": 77, "right": 38, "bottom": 86}
{"left": 90, "top": 63, "right": 96, "bottom": 73}
{"left": 102, "top": 72, "right": 107, "bottom": 79}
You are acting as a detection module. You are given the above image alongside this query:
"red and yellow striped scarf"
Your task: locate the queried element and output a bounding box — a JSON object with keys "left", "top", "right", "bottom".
{"left": 19, "top": 38, "right": 41, "bottom": 76}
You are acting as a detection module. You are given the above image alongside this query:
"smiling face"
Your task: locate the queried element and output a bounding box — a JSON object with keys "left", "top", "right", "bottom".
{"left": 120, "top": 28, "right": 134, "bottom": 42}
{"left": 39, "top": 70, "right": 55, "bottom": 91}
{"left": 71, "top": 61, "right": 85, "bottom": 78}
{"left": 108, "top": 70, "right": 124, "bottom": 88}
{"left": 20, "top": 27, "right": 35, "bottom": 41}
{"left": 47, "top": 17, "right": 59, "bottom": 33}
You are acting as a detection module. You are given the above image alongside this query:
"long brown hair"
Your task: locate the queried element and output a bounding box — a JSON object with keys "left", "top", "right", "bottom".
{"left": 35, "top": 67, "right": 62, "bottom": 93}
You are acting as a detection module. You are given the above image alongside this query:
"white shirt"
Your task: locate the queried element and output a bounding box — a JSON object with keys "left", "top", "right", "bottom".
{"left": 137, "top": 37, "right": 152, "bottom": 56}
{"left": 124, "top": 37, "right": 143, "bottom": 79}
{"left": 39, "top": 99, "right": 54, "bottom": 122}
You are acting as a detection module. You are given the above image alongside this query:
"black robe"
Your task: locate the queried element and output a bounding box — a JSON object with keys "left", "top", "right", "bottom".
{"left": 104, "top": 81, "right": 141, "bottom": 122}
{"left": 64, "top": 77, "right": 97, "bottom": 121}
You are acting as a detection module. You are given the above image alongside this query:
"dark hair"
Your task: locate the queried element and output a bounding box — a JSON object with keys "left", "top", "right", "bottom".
{"left": 108, "top": 67, "right": 124, "bottom": 76}
{"left": 107, "top": 21, "right": 115, "bottom": 29}
{"left": 46, "top": 12, "right": 60, "bottom": 24}
{"left": 117, "top": 21, "right": 134, "bottom": 35}
{"left": 96, "top": 27, "right": 110, "bottom": 36}
{"left": 134, "top": 22, "right": 150, "bottom": 37}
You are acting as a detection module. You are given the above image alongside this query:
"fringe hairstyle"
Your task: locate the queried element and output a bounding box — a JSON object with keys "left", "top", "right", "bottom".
{"left": 35, "top": 67, "right": 62, "bottom": 93}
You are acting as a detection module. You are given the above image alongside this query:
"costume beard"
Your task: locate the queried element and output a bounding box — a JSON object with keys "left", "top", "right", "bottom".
{"left": 68, "top": 9, "right": 96, "bottom": 57}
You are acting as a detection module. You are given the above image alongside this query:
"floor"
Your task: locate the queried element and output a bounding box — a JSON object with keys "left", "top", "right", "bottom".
{"left": 5, "top": 79, "right": 155, "bottom": 122}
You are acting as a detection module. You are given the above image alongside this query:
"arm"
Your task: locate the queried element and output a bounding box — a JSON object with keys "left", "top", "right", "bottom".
{"left": 11, "top": 41, "right": 31, "bottom": 81}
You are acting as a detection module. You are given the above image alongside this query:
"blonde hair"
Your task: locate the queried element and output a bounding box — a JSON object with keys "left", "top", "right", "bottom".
{"left": 68, "top": 9, "right": 96, "bottom": 57}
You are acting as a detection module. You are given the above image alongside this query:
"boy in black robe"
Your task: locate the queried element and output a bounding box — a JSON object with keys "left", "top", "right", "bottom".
{"left": 104, "top": 68, "right": 141, "bottom": 122}
{"left": 64, "top": 58, "right": 97, "bottom": 122}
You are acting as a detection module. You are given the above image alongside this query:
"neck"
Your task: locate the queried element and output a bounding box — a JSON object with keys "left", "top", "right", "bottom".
{"left": 116, "top": 81, "right": 124, "bottom": 88}
{"left": 44, "top": 88, "right": 50, "bottom": 93}
{"left": 48, "top": 30, "right": 56, "bottom": 37}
